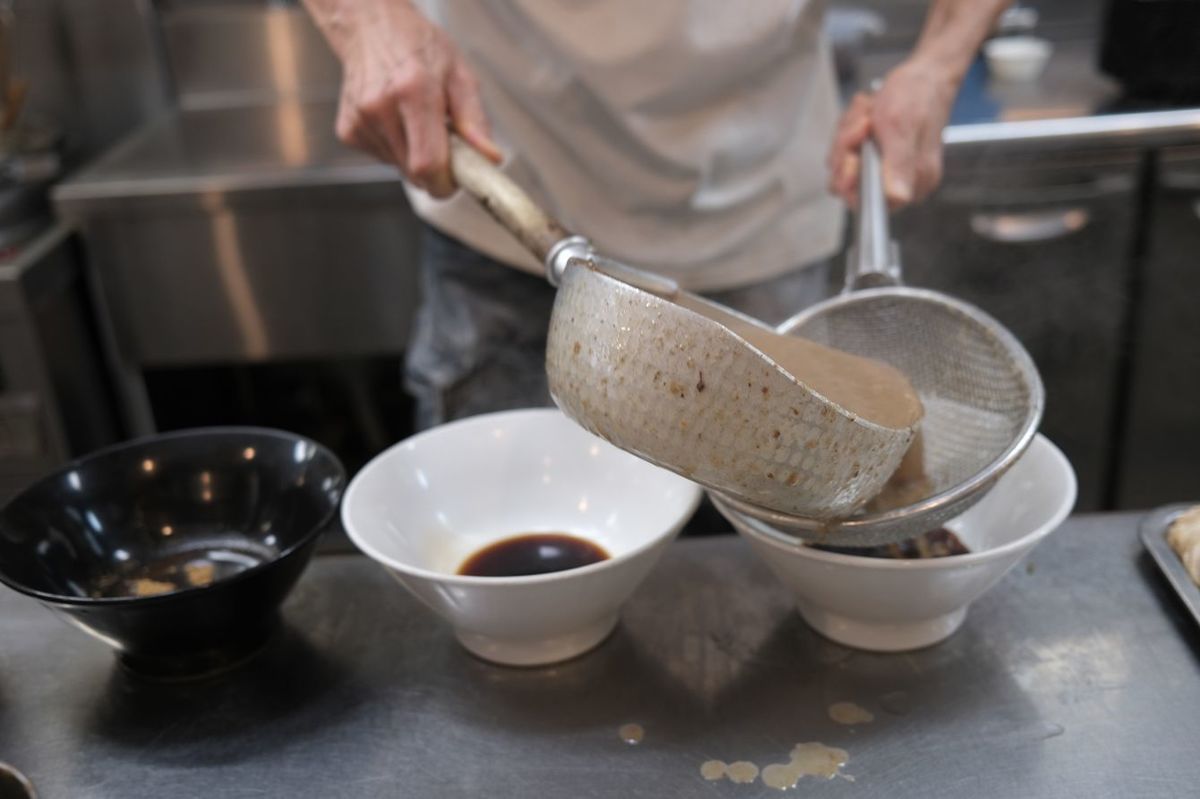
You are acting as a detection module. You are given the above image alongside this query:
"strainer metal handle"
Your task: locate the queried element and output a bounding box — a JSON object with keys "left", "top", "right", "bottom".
{"left": 847, "top": 141, "right": 902, "bottom": 292}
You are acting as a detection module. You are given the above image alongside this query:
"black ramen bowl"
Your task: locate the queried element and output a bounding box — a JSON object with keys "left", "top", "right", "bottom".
{"left": 0, "top": 428, "right": 344, "bottom": 679}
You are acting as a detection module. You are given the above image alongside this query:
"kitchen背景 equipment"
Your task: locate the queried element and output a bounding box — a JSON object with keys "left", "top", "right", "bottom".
{"left": 712, "top": 142, "right": 1044, "bottom": 546}
{"left": 448, "top": 136, "right": 921, "bottom": 522}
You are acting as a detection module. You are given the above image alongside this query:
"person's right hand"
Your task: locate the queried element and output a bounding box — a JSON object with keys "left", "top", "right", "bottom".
{"left": 827, "top": 59, "right": 956, "bottom": 211}
{"left": 329, "top": 1, "right": 501, "bottom": 198}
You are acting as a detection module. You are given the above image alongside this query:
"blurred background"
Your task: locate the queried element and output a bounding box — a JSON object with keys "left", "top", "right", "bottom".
{"left": 3, "top": 0, "right": 1198, "bottom": 512}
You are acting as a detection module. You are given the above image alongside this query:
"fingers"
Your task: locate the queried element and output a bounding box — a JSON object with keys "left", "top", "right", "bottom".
{"left": 827, "top": 93, "right": 872, "bottom": 170}
{"left": 912, "top": 125, "right": 944, "bottom": 203}
{"left": 447, "top": 61, "right": 502, "bottom": 164}
{"left": 871, "top": 93, "right": 919, "bottom": 210}
{"left": 834, "top": 151, "right": 862, "bottom": 209}
{"left": 399, "top": 74, "right": 453, "bottom": 198}
{"left": 362, "top": 85, "right": 412, "bottom": 173}
{"left": 336, "top": 94, "right": 394, "bottom": 165}
{"left": 827, "top": 93, "right": 872, "bottom": 208}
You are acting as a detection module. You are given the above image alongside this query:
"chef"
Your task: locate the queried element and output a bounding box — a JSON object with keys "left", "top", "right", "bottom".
{"left": 303, "top": 0, "right": 1010, "bottom": 429}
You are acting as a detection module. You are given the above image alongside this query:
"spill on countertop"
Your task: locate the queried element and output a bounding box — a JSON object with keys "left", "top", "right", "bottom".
{"left": 725, "top": 762, "right": 759, "bottom": 784}
{"left": 698, "top": 759, "right": 760, "bottom": 785}
{"left": 761, "top": 743, "right": 851, "bottom": 789}
{"left": 699, "top": 743, "right": 851, "bottom": 789}
{"left": 828, "top": 701, "right": 875, "bottom": 725}
{"left": 618, "top": 723, "right": 644, "bottom": 745}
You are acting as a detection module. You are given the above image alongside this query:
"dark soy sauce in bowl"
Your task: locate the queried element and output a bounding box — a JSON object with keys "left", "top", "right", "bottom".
{"left": 459, "top": 533, "right": 609, "bottom": 577}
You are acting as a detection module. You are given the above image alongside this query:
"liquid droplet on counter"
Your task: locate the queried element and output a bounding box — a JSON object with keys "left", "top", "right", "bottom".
{"left": 618, "top": 723, "right": 644, "bottom": 745}
{"left": 726, "top": 761, "right": 759, "bottom": 784}
{"left": 879, "top": 690, "right": 912, "bottom": 716}
{"left": 828, "top": 701, "right": 875, "bottom": 725}
{"left": 700, "top": 760, "right": 727, "bottom": 781}
{"left": 762, "top": 743, "right": 850, "bottom": 790}
{"left": 761, "top": 763, "right": 800, "bottom": 790}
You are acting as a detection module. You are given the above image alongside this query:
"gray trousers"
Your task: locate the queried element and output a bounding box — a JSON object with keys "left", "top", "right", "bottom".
{"left": 406, "top": 225, "right": 833, "bottom": 430}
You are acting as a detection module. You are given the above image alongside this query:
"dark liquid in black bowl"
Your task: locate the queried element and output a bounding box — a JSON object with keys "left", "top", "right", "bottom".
{"left": 459, "top": 533, "right": 609, "bottom": 577}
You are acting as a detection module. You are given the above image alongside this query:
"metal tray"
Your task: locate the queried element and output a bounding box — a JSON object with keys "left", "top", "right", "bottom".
{"left": 1140, "top": 503, "right": 1200, "bottom": 627}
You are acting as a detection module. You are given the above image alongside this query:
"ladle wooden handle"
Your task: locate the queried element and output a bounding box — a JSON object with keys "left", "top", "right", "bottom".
{"left": 448, "top": 134, "right": 573, "bottom": 267}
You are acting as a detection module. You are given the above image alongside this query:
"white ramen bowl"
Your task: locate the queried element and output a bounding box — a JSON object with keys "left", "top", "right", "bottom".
{"left": 342, "top": 409, "right": 702, "bottom": 666}
{"left": 715, "top": 434, "right": 1075, "bottom": 652}
{"left": 985, "top": 36, "right": 1053, "bottom": 83}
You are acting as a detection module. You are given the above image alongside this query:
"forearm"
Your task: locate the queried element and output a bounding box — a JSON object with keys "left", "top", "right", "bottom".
{"left": 908, "top": 0, "right": 1013, "bottom": 83}
{"left": 302, "top": 0, "right": 416, "bottom": 59}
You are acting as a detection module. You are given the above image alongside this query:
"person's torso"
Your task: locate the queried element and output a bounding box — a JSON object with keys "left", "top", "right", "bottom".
{"left": 409, "top": 0, "right": 843, "bottom": 290}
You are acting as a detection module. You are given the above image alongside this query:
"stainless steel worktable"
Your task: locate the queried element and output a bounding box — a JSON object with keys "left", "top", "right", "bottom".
{"left": 2, "top": 512, "right": 1197, "bottom": 797}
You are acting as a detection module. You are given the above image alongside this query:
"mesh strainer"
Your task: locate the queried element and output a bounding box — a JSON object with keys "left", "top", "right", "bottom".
{"left": 712, "top": 142, "right": 1044, "bottom": 547}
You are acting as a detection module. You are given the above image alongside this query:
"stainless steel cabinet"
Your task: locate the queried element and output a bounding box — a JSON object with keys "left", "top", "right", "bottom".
{"left": 55, "top": 104, "right": 421, "bottom": 435}
{"left": 74, "top": 184, "right": 419, "bottom": 365}
{"left": 1118, "top": 145, "right": 1200, "bottom": 507}
{"left": 891, "top": 149, "right": 1140, "bottom": 511}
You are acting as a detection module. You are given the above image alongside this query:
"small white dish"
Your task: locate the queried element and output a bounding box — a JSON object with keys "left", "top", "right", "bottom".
{"left": 342, "top": 408, "right": 702, "bottom": 666}
{"left": 984, "top": 35, "right": 1053, "bottom": 83}
{"left": 716, "top": 434, "right": 1076, "bottom": 652}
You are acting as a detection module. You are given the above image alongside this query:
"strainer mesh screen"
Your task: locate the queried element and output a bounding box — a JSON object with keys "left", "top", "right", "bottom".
{"left": 789, "top": 292, "right": 1036, "bottom": 496}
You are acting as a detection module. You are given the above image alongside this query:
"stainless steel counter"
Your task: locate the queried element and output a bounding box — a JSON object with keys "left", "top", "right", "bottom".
{"left": 54, "top": 102, "right": 392, "bottom": 210}
{"left": 1, "top": 512, "right": 1197, "bottom": 797}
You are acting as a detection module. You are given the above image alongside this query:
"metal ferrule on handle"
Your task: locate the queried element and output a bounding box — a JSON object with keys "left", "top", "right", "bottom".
{"left": 846, "top": 141, "right": 902, "bottom": 292}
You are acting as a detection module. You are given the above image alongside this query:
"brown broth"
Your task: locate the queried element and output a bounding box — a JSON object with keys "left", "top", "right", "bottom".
{"left": 672, "top": 293, "right": 923, "bottom": 430}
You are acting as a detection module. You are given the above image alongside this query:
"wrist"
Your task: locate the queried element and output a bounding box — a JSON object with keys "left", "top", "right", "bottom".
{"left": 307, "top": 0, "right": 417, "bottom": 59}
{"left": 907, "top": 46, "right": 974, "bottom": 88}
{"left": 897, "top": 51, "right": 967, "bottom": 96}
{"left": 905, "top": 0, "right": 1011, "bottom": 88}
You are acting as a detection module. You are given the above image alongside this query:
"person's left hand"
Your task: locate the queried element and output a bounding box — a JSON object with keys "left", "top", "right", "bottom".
{"left": 827, "top": 59, "right": 959, "bottom": 210}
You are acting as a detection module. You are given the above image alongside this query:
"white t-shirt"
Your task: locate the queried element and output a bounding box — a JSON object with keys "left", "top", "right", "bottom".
{"left": 409, "top": 0, "right": 843, "bottom": 292}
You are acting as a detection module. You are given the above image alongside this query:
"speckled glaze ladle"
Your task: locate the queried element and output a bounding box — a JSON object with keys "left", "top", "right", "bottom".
{"left": 448, "top": 135, "right": 920, "bottom": 521}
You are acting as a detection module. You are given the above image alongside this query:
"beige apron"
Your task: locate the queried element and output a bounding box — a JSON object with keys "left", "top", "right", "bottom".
{"left": 409, "top": 0, "right": 843, "bottom": 292}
